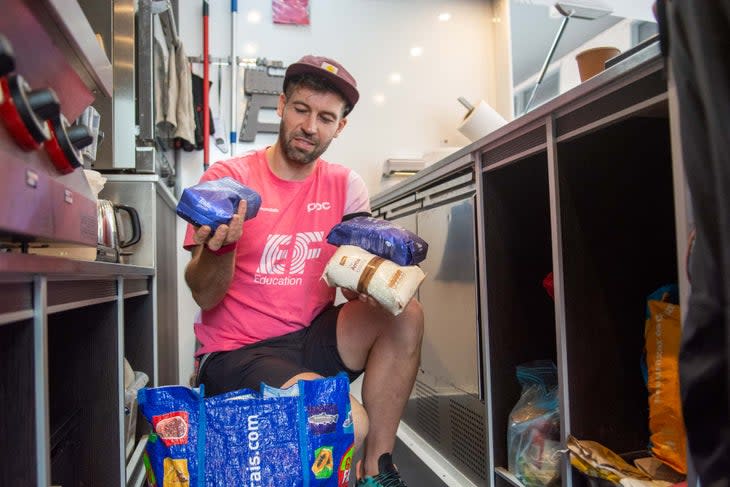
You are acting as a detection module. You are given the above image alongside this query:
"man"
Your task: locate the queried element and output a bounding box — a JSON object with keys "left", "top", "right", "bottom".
{"left": 655, "top": 2, "right": 730, "bottom": 487}
{"left": 184, "top": 55, "right": 424, "bottom": 487}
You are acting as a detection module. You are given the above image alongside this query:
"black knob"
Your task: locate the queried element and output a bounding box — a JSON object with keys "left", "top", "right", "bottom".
{"left": 67, "top": 124, "right": 93, "bottom": 150}
{"left": 28, "top": 88, "right": 60, "bottom": 121}
{"left": 0, "top": 35, "right": 15, "bottom": 76}
{"left": 7, "top": 74, "right": 52, "bottom": 145}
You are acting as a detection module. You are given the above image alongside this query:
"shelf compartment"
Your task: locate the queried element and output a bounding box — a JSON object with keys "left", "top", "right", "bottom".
{"left": 0, "top": 319, "right": 36, "bottom": 486}
{"left": 557, "top": 115, "right": 676, "bottom": 479}
{"left": 0, "top": 281, "right": 33, "bottom": 325}
{"left": 483, "top": 152, "right": 558, "bottom": 475}
{"left": 124, "top": 294, "right": 155, "bottom": 386}
{"left": 495, "top": 466, "right": 526, "bottom": 487}
{"left": 124, "top": 277, "right": 150, "bottom": 299}
{"left": 47, "top": 278, "right": 118, "bottom": 314}
{"left": 48, "top": 302, "right": 121, "bottom": 486}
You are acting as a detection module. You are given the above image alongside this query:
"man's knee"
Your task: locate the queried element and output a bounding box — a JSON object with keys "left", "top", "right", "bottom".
{"left": 393, "top": 298, "right": 424, "bottom": 348}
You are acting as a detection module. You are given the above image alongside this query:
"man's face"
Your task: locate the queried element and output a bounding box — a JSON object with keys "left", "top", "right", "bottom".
{"left": 277, "top": 86, "right": 348, "bottom": 165}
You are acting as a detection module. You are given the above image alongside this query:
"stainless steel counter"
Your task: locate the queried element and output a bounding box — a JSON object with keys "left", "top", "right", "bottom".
{"left": 0, "top": 252, "right": 154, "bottom": 279}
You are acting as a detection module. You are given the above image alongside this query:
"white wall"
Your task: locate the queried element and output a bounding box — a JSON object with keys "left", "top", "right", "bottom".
{"left": 174, "top": 0, "right": 509, "bottom": 385}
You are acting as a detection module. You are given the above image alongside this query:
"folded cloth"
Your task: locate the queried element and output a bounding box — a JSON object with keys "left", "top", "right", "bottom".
{"left": 176, "top": 177, "right": 261, "bottom": 231}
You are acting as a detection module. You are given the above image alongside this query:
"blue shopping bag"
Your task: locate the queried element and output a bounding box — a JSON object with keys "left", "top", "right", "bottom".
{"left": 138, "top": 373, "right": 355, "bottom": 487}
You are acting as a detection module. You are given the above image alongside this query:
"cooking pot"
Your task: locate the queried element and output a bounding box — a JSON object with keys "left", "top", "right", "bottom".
{"left": 97, "top": 199, "right": 141, "bottom": 263}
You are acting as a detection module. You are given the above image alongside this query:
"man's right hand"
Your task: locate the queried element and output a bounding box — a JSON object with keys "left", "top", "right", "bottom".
{"left": 185, "top": 200, "right": 246, "bottom": 310}
{"left": 192, "top": 200, "right": 247, "bottom": 252}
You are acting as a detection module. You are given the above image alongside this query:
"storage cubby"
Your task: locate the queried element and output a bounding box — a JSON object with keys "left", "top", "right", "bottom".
{"left": 123, "top": 291, "right": 154, "bottom": 462}
{"left": 124, "top": 292, "right": 154, "bottom": 380}
{"left": 483, "top": 153, "right": 558, "bottom": 482}
{"left": 0, "top": 255, "right": 155, "bottom": 486}
{"left": 557, "top": 113, "right": 676, "bottom": 484}
{"left": 0, "top": 319, "right": 35, "bottom": 486}
{"left": 48, "top": 302, "right": 121, "bottom": 487}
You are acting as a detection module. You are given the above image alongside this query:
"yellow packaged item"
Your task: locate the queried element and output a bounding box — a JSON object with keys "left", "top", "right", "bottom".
{"left": 567, "top": 435, "right": 651, "bottom": 484}
{"left": 644, "top": 287, "right": 686, "bottom": 473}
{"left": 163, "top": 457, "right": 189, "bottom": 486}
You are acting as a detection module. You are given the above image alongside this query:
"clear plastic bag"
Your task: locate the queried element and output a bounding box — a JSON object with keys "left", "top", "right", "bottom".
{"left": 508, "top": 360, "right": 561, "bottom": 487}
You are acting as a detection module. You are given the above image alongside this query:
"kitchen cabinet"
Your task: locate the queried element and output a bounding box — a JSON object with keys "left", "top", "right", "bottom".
{"left": 0, "top": 255, "right": 154, "bottom": 486}
{"left": 376, "top": 172, "right": 487, "bottom": 485}
{"left": 0, "top": 2, "right": 159, "bottom": 486}
{"left": 371, "top": 40, "right": 687, "bottom": 487}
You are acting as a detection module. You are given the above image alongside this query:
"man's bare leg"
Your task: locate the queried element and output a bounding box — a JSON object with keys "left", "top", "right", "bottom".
{"left": 335, "top": 299, "right": 424, "bottom": 477}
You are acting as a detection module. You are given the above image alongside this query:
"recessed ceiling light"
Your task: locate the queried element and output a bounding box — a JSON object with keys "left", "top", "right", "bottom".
{"left": 373, "top": 93, "right": 386, "bottom": 105}
{"left": 243, "top": 42, "right": 258, "bottom": 55}
{"left": 410, "top": 46, "right": 423, "bottom": 57}
{"left": 438, "top": 12, "right": 451, "bottom": 21}
{"left": 247, "top": 10, "right": 262, "bottom": 23}
{"left": 389, "top": 73, "right": 402, "bottom": 84}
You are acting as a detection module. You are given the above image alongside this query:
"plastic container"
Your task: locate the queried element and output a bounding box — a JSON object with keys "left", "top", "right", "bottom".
{"left": 576, "top": 47, "right": 621, "bottom": 81}
{"left": 124, "top": 370, "right": 149, "bottom": 458}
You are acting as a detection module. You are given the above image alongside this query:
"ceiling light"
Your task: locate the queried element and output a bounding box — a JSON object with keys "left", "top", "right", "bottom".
{"left": 373, "top": 93, "right": 386, "bottom": 105}
{"left": 243, "top": 42, "right": 258, "bottom": 55}
{"left": 247, "top": 10, "right": 262, "bottom": 23}
{"left": 410, "top": 46, "right": 423, "bottom": 57}
{"left": 389, "top": 73, "right": 402, "bottom": 84}
{"left": 438, "top": 12, "right": 451, "bottom": 21}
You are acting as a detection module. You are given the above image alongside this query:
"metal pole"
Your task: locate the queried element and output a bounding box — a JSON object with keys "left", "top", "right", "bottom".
{"left": 203, "top": 0, "right": 210, "bottom": 170}
{"left": 523, "top": 14, "right": 571, "bottom": 114}
{"left": 230, "top": 0, "right": 238, "bottom": 156}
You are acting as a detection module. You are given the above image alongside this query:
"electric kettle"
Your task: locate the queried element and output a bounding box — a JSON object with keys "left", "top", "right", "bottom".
{"left": 97, "top": 199, "right": 141, "bottom": 263}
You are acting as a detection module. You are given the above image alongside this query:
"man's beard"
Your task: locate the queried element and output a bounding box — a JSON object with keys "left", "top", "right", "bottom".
{"left": 280, "top": 129, "right": 332, "bottom": 165}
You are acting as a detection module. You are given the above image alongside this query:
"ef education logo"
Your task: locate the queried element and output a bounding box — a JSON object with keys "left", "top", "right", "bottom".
{"left": 253, "top": 232, "right": 324, "bottom": 286}
{"left": 307, "top": 201, "right": 331, "bottom": 212}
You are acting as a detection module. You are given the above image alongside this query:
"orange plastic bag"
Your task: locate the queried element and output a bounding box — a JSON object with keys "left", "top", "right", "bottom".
{"left": 645, "top": 287, "right": 686, "bottom": 473}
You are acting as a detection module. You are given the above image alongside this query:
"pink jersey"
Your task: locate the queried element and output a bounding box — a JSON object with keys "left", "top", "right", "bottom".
{"left": 183, "top": 148, "right": 370, "bottom": 355}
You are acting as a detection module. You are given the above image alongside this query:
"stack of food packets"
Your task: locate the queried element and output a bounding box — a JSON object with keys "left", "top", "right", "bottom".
{"left": 323, "top": 216, "right": 428, "bottom": 315}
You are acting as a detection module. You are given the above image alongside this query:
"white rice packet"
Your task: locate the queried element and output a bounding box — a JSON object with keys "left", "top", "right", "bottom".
{"left": 322, "top": 245, "right": 425, "bottom": 316}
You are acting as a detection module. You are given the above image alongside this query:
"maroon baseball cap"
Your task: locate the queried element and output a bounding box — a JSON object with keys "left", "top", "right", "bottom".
{"left": 284, "top": 55, "right": 360, "bottom": 112}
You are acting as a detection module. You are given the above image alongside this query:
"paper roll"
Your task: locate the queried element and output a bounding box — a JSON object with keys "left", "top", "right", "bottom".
{"left": 457, "top": 100, "right": 507, "bottom": 142}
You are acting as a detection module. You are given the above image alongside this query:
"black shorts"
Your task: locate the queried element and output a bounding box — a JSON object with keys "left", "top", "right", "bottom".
{"left": 198, "top": 305, "right": 363, "bottom": 396}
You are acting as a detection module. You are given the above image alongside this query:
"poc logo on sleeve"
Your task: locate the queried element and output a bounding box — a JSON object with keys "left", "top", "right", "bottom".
{"left": 307, "top": 201, "right": 331, "bottom": 212}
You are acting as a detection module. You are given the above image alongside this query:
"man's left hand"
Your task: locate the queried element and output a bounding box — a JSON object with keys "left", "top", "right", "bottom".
{"left": 341, "top": 288, "right": 378, "bottom": 307}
